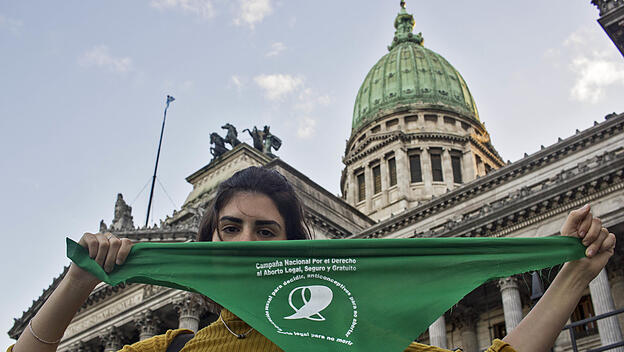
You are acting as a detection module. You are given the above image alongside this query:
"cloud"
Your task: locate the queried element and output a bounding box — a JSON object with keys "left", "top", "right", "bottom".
{"left": 229, "top": 75, "right": 245, "bottom": 91}
{"left": 234, "top": 0, "right": 272, "bottom": 29}
{"left": 569, "top": 56, "right": 624, "bottom": 103}
{"left": 297, "top": 116, "right": 316, "bottom": 139}
{"left": 558, "top": 26, "right": 624, "bottom": 104}
{"left": 254, "top": 74, "right": 303, "bottom": 100}
{"left": 266, "top": 42, "right": 286, "bottom": 57}
{"left": 0, "top": 14, "right": 23, "bottom": 34}
{"left": 294, "top": 88, "right": 332, "bottom": 113}
{"left": 151, "top": 0, "right": 215, "bottom": 19}
{"left": 79, "top": 45, "right": 132, "bottom": 73}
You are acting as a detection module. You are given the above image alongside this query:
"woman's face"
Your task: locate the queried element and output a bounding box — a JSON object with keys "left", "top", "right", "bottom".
{"left": 212, "top": 192, "right": 287, "bottom": 242}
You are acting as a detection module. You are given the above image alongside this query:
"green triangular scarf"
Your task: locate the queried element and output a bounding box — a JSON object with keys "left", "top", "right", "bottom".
{"left": 67, "top": 236, "right": 585, "bottom": 352}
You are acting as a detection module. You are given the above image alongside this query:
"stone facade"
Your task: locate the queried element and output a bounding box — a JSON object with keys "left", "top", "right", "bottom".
{"left": 8, "top": 115, "right": 624, "bottom": 351}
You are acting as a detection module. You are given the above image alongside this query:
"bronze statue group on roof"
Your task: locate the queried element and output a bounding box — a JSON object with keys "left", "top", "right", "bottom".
{"left": 210, "top": 124, "right": 282, "bottom": 162}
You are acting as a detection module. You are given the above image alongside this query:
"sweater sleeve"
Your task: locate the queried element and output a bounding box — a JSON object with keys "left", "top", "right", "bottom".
{"left": 404, "top": 339, "right": 516, "bottom": 352}
{"left": 485, "top": 339, "right": 517, "bottom": 352}
{"left": 118, "top": 329, "right": 193, "bottom": 352}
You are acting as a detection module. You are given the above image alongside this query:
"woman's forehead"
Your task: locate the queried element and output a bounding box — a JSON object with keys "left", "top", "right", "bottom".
{"left": 220, "top": 192, "right": 284, "bottom": 223}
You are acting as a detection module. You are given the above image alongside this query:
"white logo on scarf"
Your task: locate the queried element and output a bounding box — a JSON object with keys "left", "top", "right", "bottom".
{"left": 284, "top": 285, "right": 333, "bottom": 321}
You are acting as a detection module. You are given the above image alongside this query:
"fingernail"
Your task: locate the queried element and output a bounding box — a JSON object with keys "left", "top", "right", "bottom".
{"left": 582, "top": 204, "right": 590, "bottom": 210}
{"left": 579, "top": 230, "right": 586, "bottom": 238}
{"left": 586, "top": 249, "right": 594, "bottom": 257}
{"left": 116, "top": 259, "right": 122, "bottom": 265}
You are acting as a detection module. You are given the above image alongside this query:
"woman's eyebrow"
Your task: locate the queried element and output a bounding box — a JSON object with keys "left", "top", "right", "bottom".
{"left": 255, "top": 220, "right": 282, "bottom": 229}
{"left": 219, "top": 216, "right": 242, "bottom": 223}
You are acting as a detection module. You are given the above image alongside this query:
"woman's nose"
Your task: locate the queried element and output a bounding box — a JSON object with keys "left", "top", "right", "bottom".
{"left": 238, "top": 228, "right": 256, "bottom": 241}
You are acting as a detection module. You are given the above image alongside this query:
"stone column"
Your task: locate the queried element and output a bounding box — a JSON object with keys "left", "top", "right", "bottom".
{"left": 396, "top": 147, "right": 410, "bottom": 209}
{"left": 380, "top": 155, "right": 389, "bottom": 205}
{"left": 589, "top": 268, "right": 624, "bottom": 351}
{"left": 442, "top": 147, "right": 454, "bottom": 189}
{"left": 365, "top": 164, "right": 373, "bottom": 213}
{"left": 453, "top": 306, "right": 479, "bottom": 352}
{"left": 428, "top": 315, "right": 448, "bottom": 349}
{"left": 100, "top": 326, "right": 123, "bottom": 352}
{"left": 175, "top": 292, "right": 207, "bottom": 332}
{"left": 463, "top": 150, "right": 477, "bottom": 183}
{"left": 135, "top": 310, "right": 161, "bottom": 341}
{"left": 421, "top": 147, "right": 432, "bottom": 190}
{"left": 498, "top": 277, "right": 523, "bottom": 333}
{"left": 608, "top": 258, "right": 624, "bottom": 335}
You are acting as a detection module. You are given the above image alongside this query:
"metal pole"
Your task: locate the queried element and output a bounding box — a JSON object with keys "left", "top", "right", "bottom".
{"left": 145, "top": 95, "right": 174, "bottom": 227}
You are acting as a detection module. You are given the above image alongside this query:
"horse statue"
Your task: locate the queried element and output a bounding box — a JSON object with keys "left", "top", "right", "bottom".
{"left": 210, "top": 132, "right": 229, "bottom": 159}
{"left": 221, "top": 123, "right": 241, "bottom": 148}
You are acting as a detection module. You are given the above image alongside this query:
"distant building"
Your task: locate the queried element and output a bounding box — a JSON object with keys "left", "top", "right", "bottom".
{"left": 9, "top": 3, "right": 624, "bottom": 352}
{"left": 593, "top": 0, "right": 624, "bottom": 57}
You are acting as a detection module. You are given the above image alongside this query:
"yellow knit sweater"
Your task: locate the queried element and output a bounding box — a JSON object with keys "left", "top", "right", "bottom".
{"left": 116, "top": 310, "right": 516, "bottom": 352}
{"left": 6, "top": 310, "right": 516, "bottom": 352}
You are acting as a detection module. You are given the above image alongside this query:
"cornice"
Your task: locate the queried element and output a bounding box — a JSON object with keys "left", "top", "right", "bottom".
{"left": 305, "top": 210, "right": 350, "bottom": 239}
{"left": 427, "top": 148, "right": 624, "bottom": 238}
{"left": 343, "top": 129, "right": 505, "bottom": 167}
{"left": 344, "top": 131, "right": 470, "bottom": 165}
{"left": 356, "top": 114, "right": 624, "bottom": 238}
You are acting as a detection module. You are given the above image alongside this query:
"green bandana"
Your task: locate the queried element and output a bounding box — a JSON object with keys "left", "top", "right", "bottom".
{"left": 67, "top": 236, "right": 585, "bottom": 352}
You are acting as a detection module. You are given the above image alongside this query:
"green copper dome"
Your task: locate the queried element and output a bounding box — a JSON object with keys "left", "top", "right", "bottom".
{"left": 352, "top": 4, "right": 479, "bottom": 132}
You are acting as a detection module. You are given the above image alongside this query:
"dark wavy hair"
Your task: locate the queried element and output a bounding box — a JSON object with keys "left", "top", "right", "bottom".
{"left": 197, "top": 166, "right": 311, "bottom": 241}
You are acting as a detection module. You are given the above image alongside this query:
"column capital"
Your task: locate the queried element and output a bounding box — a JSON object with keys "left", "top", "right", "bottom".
{"left": 450, "top": 304, "right": 478, "bottom": 331}
{"left": 135, "top": 309, "right": 161, "bottom": 339}
{"left": 174, "top": 292, "right": 208, "bottom": 317}
{"left": 99, "top": 326, "right": 123, "bottom": 352}
{"left": 498, "top": 276, "right": 519, "bottom": 292}
{"left": 68, "top": 341, "right": 95, "bottom": 352}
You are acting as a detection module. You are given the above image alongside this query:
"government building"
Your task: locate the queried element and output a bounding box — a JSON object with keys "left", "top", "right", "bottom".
{"left": 9, "top": 2, "right": 624, "bottom": 351}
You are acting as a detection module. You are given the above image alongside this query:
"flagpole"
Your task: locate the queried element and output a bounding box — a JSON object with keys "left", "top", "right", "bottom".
{"left": 145, "top": 95, "right": 175, "bottom": 227}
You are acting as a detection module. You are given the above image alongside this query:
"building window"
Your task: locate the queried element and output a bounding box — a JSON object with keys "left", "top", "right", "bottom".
{"left": 451, "top": 153, "right": 462, "bottom": 184}
{"left": 430, "top": 152, "right": 443, "bottom": 182}
{"left": 409, "top": 153, "right": 422, "bottom": 183}
{"left": 386, "top": 118, "right": 399, "bottom": 128}
{"left": 372, "top": 165, "right": 381, "bottom": 194}
{"left": 388, "top": 157, "right": 397, "bottom": 187}
{"left": 357, "top": 172, "right": 365, "bottom": 202}
{"left": 491, "top": 322, "right": 507, "bottom": 340}
{"left": 571, "top": 295, "right": 598, "bottom": 338}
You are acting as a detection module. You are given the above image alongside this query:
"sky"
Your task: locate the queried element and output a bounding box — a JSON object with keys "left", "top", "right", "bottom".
{"left": 1, "top": 0, "right": 623, "bottom": 347}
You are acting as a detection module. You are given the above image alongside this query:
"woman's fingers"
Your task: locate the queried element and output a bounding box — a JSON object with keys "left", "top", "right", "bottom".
{"left": 577, "top": 210, "right": 594, "bottom": 239}
{"left": 116, "top": 238, "right": 133, "bottom": 265}
{"left": 76, "top": 232, "right": 133, "bottom": 273}
{"left": 585, "top": 224, "right": 607, "bottom": 258}
{"left": 561, "top": 204, "right": 591, "bottom": 237}
{"left": 94, "top": 234, "right": 110, "bottom": 266}
{"left": 583, "top": 218, "right": 602, "bottom": 246}
{"left": 600, "top": 232, "right": 617, "bottom": 253}
{"left": 79, "top": 232, "right": 98, "bottom": 259}
{"left": 103, "top": 235, "right": 122, "bottom": 272}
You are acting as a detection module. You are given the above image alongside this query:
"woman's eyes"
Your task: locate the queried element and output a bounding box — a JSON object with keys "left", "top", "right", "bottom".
{"left": 222, "top": 226, "right": 240, "bottom": 234}
{"left": 258, "top": 229, "right": 276, "bottom": 238}
{"left": 221, "top": 226, "right": 276, "bottom": 238}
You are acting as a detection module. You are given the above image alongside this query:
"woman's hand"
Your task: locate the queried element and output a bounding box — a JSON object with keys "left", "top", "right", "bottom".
{"left": 560, "top": 204, "right": 617, "bottom": 283}
{"left": 66, "top": 232, "right": 133, "bottom": 289}
{"left": 502, "top": 205, "right": 617, "bottom": 352}
{"left": 13, "top": 233, "right": 133, "bottom": 351}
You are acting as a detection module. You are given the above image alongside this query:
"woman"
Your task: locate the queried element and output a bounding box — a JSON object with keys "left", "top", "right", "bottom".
{"left": 9, "top": 166, "right": 617, "bottom": 352}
